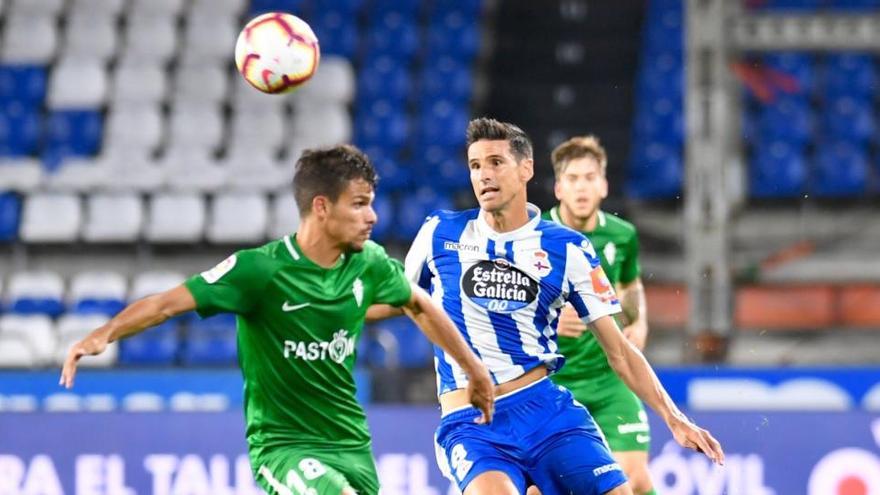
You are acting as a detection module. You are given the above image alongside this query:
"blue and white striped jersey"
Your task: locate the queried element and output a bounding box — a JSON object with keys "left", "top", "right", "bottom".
{"left": 404, "top": 204, "right": 621, "bottom": 395}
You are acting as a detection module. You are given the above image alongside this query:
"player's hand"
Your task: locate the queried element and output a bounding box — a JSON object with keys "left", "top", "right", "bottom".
{"left": 59, "top": 333, "right": 109, "bottom": 389}
{"left": 670, "top": 417, "right": 725, "bottom": 465}
{"left": 622, "top": 322, "right": 648, "bottom": 351}
{"left": 556, "top": 303, "right": 588, "bottom": 338}
{"left": 466, "top": 364, "right": 495, "bottom": 425}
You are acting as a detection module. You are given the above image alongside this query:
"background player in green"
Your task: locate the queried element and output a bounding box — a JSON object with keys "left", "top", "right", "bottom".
{"left": 59, "top": 144, "right": 495, "bottom": 495}
{"left": 542, "top": 135, "right": 657, "bottom": 495}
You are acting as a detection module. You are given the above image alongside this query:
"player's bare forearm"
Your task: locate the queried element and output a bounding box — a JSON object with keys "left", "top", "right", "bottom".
{"left": 60, "top": 285, "right": 195, "bottom": 388}
{"left": 618, "top": 278, "right": 649, "bottom": 350}
{"left": 365, "top": 304, "right": 404, "bottom": 322}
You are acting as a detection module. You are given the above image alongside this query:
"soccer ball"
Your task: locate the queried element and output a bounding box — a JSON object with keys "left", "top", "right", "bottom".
{"left": 234, "top": 12, "right": 320, "bottom": 94}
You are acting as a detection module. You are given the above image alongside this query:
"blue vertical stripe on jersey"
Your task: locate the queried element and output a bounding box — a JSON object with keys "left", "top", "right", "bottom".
{"left": 483, "top": 237, "right": 530, "bottom": 368}
{"left": 531, "top": 229, "right": 564, "bottom": 359}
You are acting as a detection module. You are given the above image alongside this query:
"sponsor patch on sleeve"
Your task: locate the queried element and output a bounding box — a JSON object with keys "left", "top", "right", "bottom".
{"left": 201, "top": 254, "right": 237, "bottom": 284}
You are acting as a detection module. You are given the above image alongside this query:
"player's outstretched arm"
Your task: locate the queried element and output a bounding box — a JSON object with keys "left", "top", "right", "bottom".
{"left": 590, "top": 315, "right": 725, "bottom": 465}
{"left": 401, "top": 283, "right": 495, "bottom": 424}
{"left": 59, "top": 285, "right": 196, "bottom": 389}
{"left": 365, "top": 304, "right": 404, "bottom": 322}
{"left": 617, "top": 277, "right": 649, "bottom": 350}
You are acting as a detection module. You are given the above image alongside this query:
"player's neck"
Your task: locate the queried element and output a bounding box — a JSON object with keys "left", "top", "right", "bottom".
{"left": 483, "top": 202, "right": 530, "bottom": 233}
{"left": 559, "top": 204, "right": 600, "bottom": 233}
{"left": 296, "top": 221, "right": 344, "bottom": 268}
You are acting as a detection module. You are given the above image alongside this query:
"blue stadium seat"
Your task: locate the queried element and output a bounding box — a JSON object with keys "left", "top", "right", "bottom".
{"left": 626, "top": 143, "right": 683, "bottom": 199}
{"left": 366, "top": 13, "right": 420, "bottom": 60}
{"left": 823, "top": 53, "right": 877, "bottom": 101}
{"left": 361, "top": 144, "right": 411, "bottom": 191}
{"left": 370, "top": 193, "right": 394, "bottom": 242}
{"left": 418, "top": 144, "right": 469, "bottom": 191}
{"left": 314, "top": 0, "right": 362, "bottom": 14}
{"left": 822, "top": 96, "right": 876, "bottom": 145}
{"left": 44, "top": 110, "right": 103, "bottom": 167}
{"left": 249, "top": 0, "right": 310, "bottom": 17}
{"left": 312, "top": 10, "right": 357, "bottom": 59}
{"left": 430, "top": 0, "right": 482, "bottom": 18}
{"left": 420, "top": 56, "right": 473, "bottom": 105}
{"left": 633, "top": 97, "right": 684, "bottom": 146}
{"left": 395, "top": 187, "right": 454, "bottom": 241}
{"left": 644, "top": 10, "right": 682, "bottom": 54}
{"left": 753, "top": 0, "right": 823, "bottom": 10}
{"left": 375, "top": 317, "right": 433, "bottom": 368}
{"left": 637, "top": 51, "right": 683, "bottom": 102}
{"left": 358, "top": 55, "right": 412, "bottom": 105}
{"left": 367, "top": 0, "right": 421, "bottom": 19}
{"left": 828, "top": 0, "right": 880, "bottom": 9}
{"left": 119, "top": 319, "right": 180, "bottom": 365}
{"left": 0, "top": 103, "right": 41, "bottom": 157}
{"left": 0, "top": 65, "right": 48, "bottom": 106}
{"left": 0, "top": 192, "right": 21, "bottom": 242}
{"left": 182, "top": 313, "right": 238, "bottom": 366}
{"left": 416, "top": 100, "right": 469, "bottom": 150}
{"left": 757, "top": 97, "right": 814, "bottom": 146}
{"left": 764, "top": 52, "right": 816, "bottom": 98}
{"left": 426, "top": 12, "right": 481, "bottom": 61}
{"left": 749, "top": 141, "right": 806, "bottom": 198}
{"left": 354, "top": 100, "right": 410, "bottom": 151}
{"left": 812, "top": 142, "right": 869, "bottom": 197}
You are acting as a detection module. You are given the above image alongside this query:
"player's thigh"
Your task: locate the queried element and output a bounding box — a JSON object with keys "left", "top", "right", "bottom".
{"left": 612, "top": 451, "right": 653, "bottom": 495}
{"left": 464, "top": 470, "right": 522, "bottom": 495}
{"left": 528, "top": 428, "right": 628, "bottom": 495}
{"left": 254, "top": 449, "right": 373, "bottom": 495}
{"left": 525, "top": 483, "right": 633, "bottom": 495}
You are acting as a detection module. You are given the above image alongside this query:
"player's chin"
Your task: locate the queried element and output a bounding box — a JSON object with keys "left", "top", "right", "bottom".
{"left": 347, "top": 239, "right": 367, "bottom": 252}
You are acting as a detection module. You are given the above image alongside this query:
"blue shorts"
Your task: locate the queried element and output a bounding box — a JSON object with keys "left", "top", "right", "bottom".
{"left": 434, "top": 378, "right": 628, "bottom": 495}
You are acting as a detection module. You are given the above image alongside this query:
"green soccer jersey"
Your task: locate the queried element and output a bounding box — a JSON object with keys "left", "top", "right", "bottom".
{"left": 543, "top": 206, "right": 641, "bottom": 377}
{"left": 184, "top": 235, "right": 412, "bottom": 455}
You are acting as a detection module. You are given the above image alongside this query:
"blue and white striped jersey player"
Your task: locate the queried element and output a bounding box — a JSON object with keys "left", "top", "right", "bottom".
{"left": 368, "top": 118, "right": 724, "bottom": 495}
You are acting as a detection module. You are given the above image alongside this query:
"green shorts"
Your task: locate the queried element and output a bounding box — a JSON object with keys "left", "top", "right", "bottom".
{"left": 252, "top": 444, "right": 379, "bottom": 495}
{"left": 569, "top": 369, "right": 651, "bottom": 453}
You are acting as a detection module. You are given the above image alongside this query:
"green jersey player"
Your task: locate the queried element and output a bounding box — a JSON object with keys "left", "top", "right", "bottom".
{"left": 60, "top": 145, "right": 495, "bottom": 495}
{"left": 541, "top": 135, "right": 656, "bottom": 495}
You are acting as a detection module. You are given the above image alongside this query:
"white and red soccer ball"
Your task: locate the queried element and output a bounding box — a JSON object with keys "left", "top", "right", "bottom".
{"left": 235, "top": 12, "right": 320, "bottom": 94}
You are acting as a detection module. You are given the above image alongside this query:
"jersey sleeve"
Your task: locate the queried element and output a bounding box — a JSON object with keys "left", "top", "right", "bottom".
{"left": 404, "top": 214, "right": 440, "bottom": 290}
{"left": 184, "top": 250, "right": 275, "bottom": 318}
{"left": 619, "top": 229, "right": 641, "bottom": 285}
{"left": 564, "top": 238, "right": 621, "bottom": 323}
{"left": 366, "top": 243, "right": 413, "bottom": 307}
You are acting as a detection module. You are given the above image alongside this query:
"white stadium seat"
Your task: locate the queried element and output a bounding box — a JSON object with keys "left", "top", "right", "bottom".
{"left": 270, "top": 193, "right": 301, "bottom": 239}
{"left": 222, "top": 150, "right": 292, "bottom": 193}
{"left": 20, "top": 193, "right": 82, "bottom": 242}
{"left": 44, "top": 157, "right": 105, "bottom": 192}
{"left": 181, "top": 17, "right": 237, "bottom": 62}
{"left": 97, "top": 153, "right": 166, "bottom": 193}
{"left": 161, "top": 149, "right": 228, "bottom": 193}
{"left": 105, "top": 105, "right": 164, "bottom": 154}
{"left": 166, "top": 103, "right": 224, "bottom": 152}
{"left": 0, "top": 337, "right": 37, "bottom": 368}
{"left": 47, "top": 57, "right": 108, "bottom": 108}
{"left": 292, "top": 56, "right": 356, "bottom": 104}
{"left": 7, "top": 0, "right": 64, "bottom": 17}
{"left": 172, "top": 63, "right": 229, "bottom": 105}
{"left": 189, "top": 0, "right": 246, "bottom": 17}
{"left": 7, "top": 271, "right": 65, "bottom": 302}
{"left": 122, "top": 16, "right": 179, "bottom": 63}
{"left": 82, "top": 193, "right": 144, "bottom": 242}
{"left": 68, "top": 0, "right": 126, "bottom": 17}
{"left": 55, "top": 314, "right": 116, "bottom": 367}
{"left": 1, "top": 14, "right": 58, "bottom": 63}
{"left": 62, "top": 12, "right": 118, "bottom": 62}
{"left": 69, "top": 271, "right": 128, "bottom": 304}
{"left": 128, "top": 0, "right": 186, "bottom": 17}
{"left": 227, "top": 106, "right": 287, "bottom": 155}
{"left": 130, "top": 271, "right": 186, "bottom": 301}
{"left": 206, "top": 192, "right": 269, "bottom": 243}
{"left": 0, "top": 158, "right": 43, "bottom": 193}
{"left": 111, "top": 62, "right": 168, "bottom": 105}
{"left": 0, "top": 314, "right": 56, "bottom": 367}
{"left": 291, "top": 103, "right": 352, "bottom": 148}
{"left": 145, "top": 193, "right": 206, "bottom": 243}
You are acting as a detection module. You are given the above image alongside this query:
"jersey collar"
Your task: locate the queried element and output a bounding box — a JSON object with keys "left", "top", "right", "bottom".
{"left": 551, "top": 205, "right": 605, "bottom": 231}
{"left": 477, "top": 203, "right": 542, "bottom": 240}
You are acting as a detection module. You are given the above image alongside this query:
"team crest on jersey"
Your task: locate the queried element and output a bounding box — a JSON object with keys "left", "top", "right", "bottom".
{"left": 603, "top": 242, "right": 617, "bottom": 265}
{"left": 201, "top": 255, "right": 237, "bottom": 284}
{"left": 529, "top": 249, "right": 552, "bottom": 276}
{"left": 462, "top": 260, "right": 539, "bottom": 313}
{"left": 352, "top": 278, "right": 364, "bottom": 307}
{"left": 329, "top": 330, "right": 352, "bottom": 363}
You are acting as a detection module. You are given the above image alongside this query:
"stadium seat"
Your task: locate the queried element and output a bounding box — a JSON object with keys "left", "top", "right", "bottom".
{"left": 130, "top": 271, "right": 186, "bottom": 301}
{"left": 426, "top": 11, "right": 481, "bottom": 61}
{"left": 122, "top": 16, "right": 179, "bottom": 63}
{"left": 61, "top": 12, "right": 118, "bottom": 62}
{"left": 105, "top": 105, "right": 164, "bottom": 154}
{"left": 6, "top": 272, "right": 65, "bottom": 317}
{"left": 0, "top": 314, "right": 55, "bottom": 367}
{"left": 827, "top": 0, "right": 880, "bottom": 8}
{"left": 0, "top": 192, "right": 21, "bottom": 241}
{"left": 419, "top": 57, "right": 473, "bottom": 105}
{"left": 0, "top": 335, "right": 36, "bottom": 367}
{"left": 0, "top": 65, "right": 48, "bottom": 106}
{"left": 419, "top": 145, "right": 470, "bottom": 191}
{"left": 145, "top": 192, "right": 206, "bottom": 243}
{"left": 370, "top": 193, "right": 393, "bottom": 242}
{"left": 633, "top": 96, "right": 684, "bottom": 146}
{"left": 294, "top": 56, "right": 356, "bottom": 104}
{"left": 822, "top": 53, "right": 877, "bottom": 100}
{"left": 396, "top": 187, "right": 454, "bottom": 241}
{"left": 43, "top": 156, "right": 105, "bottom": 192}
{"left": 366, "top": 12, "right": 420, "bottom": 60}
{"left": 749, "top": 141, "right": 807, "bottom": 198}
{"left": 222, "top": 150, "right": 291, "bottom": 192}
{"left": 20, "top": 193, "right": 82, "bottom": 242}
{"left": 812, "top": 142, "right": 869, "bottom": 197}
{"left": 372, "top": 317, "right": 433, "bottom": 368}
{"left": 68, "top": 0, "right": 127, "bottom": 16}
{"left": 757, "top": 97, "right": 814, "bottom": 147}
{"left": 227, "top": 106, "right": 287, "bottom": 155}
{"left": 206, "top": 192, "right": 269, "bottom": 243}
{"left": 430, "top": 0, "right": 482, "bottom": 17}
{"left": 82, "top": 193, "right": 144, "bottom": 242}
{"left": 249, "top": 0, "right": 310, "bottom": 16}
{"left": 311, "top": 10, "right": 357, "bottom": 58}
{"left": 764, "top": 52, "right": 816, "bottom": 98}
{"left": 291, "top": 102, "right": 353, "bottom": 149}
{"left": 417, "top": 100, "right": 470, "bottom": 149}
{"left": 180, "top": 17, "right": 237, "bottom": 63}
{"left": 128, "top": 0, "right": 186, "bottom": 17}
{"left": 97, "top": 152, "right": 166, "bottom": 193}
{"left": 368, "top": 0, "right": 421, "bottom": 18}
{"left": 189, "top": 0, "right": 247, "bottom": 17}
{"left": 0, "top": 15, "right": 58, "bottom": 64}
{"left": 111, "top": 62, "right": 168, "bottom": 106}
{"left": 627, "top": 143, "right": 683, "bottom": 199}
{"left": 172, "top": 63, "right": 229, "bottom": 106}
{"left": 44, "top": 110, "right": 104, "bottom": 157}
{"left": 119, "top": 319, "right": 180, "bottom": 365}
{"left": 354, "top": 100, "right": 409, "bottom": 151}
{"left": 182, "top": 313, "right": 238, "bottom": 366}
{"left": 822, "top": 96, "right": 876, "bottom": 145}
{"left": 269, "top": 193, "right": 301, "bottom": 239}
{"left": 8, "top": 0, "right": 65, "bottom": 16}
{"left": 0, "top": 103, "right": 41, "bottom": 156}
{"left": 0, "top": 158, "right": 42, "bottom": 192}
{"left": 68, "top": 271, "right": 128, "bottom": 316}
{"left": 47, "top": 59, "right": 108, "bottom": 108}
{"left": 637, "top": 51, "right": 683, "bottom": 102}
{"left": 161, "top": 149, "right": 227, "bottom": 193}
{"left": 358, "top": 56, "right": 412, "bottom": 105}
{"left": 166, "top": 103, "right": 224, "bottom": 152}
{"left": 362, "top": 145, "right": 411, "bottom": 191}
{"left": 753, "top": 0, "right": 823, "bottom": 9}
{"left": 54, "top": 314, "right": 117, "bottom": 367}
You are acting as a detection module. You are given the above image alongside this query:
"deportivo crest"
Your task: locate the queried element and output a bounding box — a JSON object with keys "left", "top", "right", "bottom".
{"left": 462, "top": 260, "right": 539, "bottom": 313}
{"left": 201, "top": 255, "right": 237, "bottom": 284}
{"left": 352, "top": 278, "right": 364, "bottom": 307}
{"left": 529, "top": 249, "right": 552, "bottom": 276}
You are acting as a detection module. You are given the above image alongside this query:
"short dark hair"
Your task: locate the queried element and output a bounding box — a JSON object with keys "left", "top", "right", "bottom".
{"left": 293, "top": 144, "right": 378, "bottom": 215}
{"left": 466, "top": 117, "right": 533, "bottom": 161}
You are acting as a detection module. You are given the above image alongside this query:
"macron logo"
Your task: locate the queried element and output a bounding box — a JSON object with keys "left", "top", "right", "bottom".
{"left": 282, "top": 301, "right": 310, "bottom": 312}
{"left": 593, "top": 463, "right": 622, "bottom": 477}
{"left": 444, "top": 241, "right": 481, "bottom": 253}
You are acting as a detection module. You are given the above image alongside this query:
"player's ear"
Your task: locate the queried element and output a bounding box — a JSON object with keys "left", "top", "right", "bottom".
{"left": 312, "top": 195, "right": 329, "bottom": 218}
{"left": 519, "top": 158, "right": 534, "bottom": 182}
{"left": 599, "top": 174, "right": 609, "bottom": 199}
{"left": 554, "top": 179, "right": 563, "bottom": 201}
